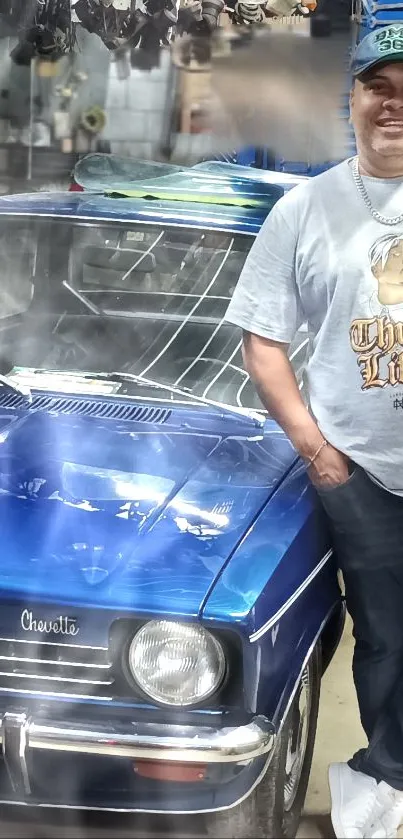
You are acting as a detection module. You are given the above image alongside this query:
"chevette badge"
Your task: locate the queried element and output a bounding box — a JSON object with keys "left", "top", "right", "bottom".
{"left": 21, "top": 609, "right": 79, "bottom": 636}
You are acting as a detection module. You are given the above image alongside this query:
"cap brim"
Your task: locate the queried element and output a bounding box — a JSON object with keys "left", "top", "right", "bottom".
{"left": 352, "top": 53, "right": 403, "bottom": 77}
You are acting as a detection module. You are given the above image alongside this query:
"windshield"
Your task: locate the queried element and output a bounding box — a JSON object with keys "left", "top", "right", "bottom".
{"left": 0, "top": 215, "right": 308, "bottom": 411}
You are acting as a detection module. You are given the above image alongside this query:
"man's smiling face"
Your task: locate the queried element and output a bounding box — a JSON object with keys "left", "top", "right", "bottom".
{"left": 351, "top": 63, "right": 403, "bottom": 159}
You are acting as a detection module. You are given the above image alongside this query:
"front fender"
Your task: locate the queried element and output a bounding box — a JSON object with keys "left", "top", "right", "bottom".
{"left": 202, "top": 461, "right": 341, "bottom": 719}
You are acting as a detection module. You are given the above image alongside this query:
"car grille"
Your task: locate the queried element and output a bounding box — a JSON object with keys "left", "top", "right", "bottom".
{"left": 0, "top": 637, "right": 114, "bottom": 701}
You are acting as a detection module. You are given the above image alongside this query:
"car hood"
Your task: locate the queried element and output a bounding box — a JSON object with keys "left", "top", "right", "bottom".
{"left": 0, "top": 407, "right": 296, "bottom": 615}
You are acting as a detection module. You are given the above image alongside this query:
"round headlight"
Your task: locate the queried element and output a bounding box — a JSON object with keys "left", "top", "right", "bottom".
{"left": 128, "top": 620, "right": 226, "bottom": 707}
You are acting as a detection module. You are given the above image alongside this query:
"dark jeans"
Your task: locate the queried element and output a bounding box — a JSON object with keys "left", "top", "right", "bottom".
{"left": 317, "top": 465, "right": 403, "bottom": 790}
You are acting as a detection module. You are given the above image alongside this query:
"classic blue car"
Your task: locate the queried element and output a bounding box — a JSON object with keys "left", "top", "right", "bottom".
{"left": 0, "top": 158, "right": 343, "bottom": 839}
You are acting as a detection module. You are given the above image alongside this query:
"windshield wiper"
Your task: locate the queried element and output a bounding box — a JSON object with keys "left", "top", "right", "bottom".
{"left": 0, "top": 374, "right": 32, "bottom": 404}
{"left": 8, "top": 368, "right": 264, "bottom": 426}
{"left": 106, "top": 372, "right": 265, "bottom": 427}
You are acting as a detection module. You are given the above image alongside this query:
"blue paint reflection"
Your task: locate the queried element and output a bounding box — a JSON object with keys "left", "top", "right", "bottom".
{"left": 0, "top": 409, "right": 297, "bottom": 615}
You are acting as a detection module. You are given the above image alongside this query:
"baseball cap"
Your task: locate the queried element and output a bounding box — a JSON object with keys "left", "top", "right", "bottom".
{"left": 351, "top": 25, "right": 403, "bottom": 78}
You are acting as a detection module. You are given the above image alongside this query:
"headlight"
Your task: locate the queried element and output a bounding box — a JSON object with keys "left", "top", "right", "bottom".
{"left": 128, "top": 620, "right": 226, "bottom": 707}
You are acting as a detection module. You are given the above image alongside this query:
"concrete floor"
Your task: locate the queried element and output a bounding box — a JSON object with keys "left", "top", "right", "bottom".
{"left": 297, "top": 616, "right": 362, "bottom": 838}
{"left": 298, "top": 617, "right": 403, "bottom": 839}
{"left": 0, "top": 618, "right": 400, "bottom": 839}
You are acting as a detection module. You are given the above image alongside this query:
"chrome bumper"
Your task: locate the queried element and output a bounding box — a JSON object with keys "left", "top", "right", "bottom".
{"left": 1, "top": 712, "right": 275, "bottom": 796}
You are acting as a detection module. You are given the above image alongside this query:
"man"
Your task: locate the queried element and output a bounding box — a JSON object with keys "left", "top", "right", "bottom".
{"left": 225, "top": 23, "right": 403, "bottom": 839}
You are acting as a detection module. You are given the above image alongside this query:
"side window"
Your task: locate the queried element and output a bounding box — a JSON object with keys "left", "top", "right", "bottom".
{"left": 0, "top": 223, "right": 36, "bottom": 318}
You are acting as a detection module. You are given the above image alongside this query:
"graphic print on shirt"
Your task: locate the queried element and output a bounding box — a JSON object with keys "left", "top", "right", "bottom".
{"left": 349, "top": 232, "right": 403, "bottom": 391}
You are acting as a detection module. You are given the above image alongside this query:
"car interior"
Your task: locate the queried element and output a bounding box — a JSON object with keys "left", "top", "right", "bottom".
{"left": 0, "top": 217, "right": 309, "bottom": 411}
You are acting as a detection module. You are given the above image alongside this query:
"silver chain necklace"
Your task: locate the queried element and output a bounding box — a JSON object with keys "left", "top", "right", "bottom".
{"left": 351, "top": 155, "right": 403, "bottom": 226}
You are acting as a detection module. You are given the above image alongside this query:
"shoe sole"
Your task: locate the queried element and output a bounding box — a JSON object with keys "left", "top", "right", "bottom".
{"left": 329, "top": 763, "right": 354, "bottom": 839}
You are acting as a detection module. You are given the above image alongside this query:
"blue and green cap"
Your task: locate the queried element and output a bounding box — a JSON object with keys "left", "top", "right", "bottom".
{"left": 351, "top": 25, "right": 403, "bottom": 78}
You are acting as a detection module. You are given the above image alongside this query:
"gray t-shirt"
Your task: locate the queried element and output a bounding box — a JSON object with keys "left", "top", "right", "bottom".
{"left": 225, "top": 158, "right": 403, "bottom": 494}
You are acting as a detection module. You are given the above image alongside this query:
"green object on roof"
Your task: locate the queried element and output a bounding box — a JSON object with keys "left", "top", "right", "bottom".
{"left": 73, "top": 153, "right": 284, "bottom": 209}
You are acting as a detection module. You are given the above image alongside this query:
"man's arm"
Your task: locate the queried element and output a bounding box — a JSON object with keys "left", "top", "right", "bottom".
{"left": 243, "top": 332, "right": 350, "bottom": 488}
{"left": 226, "top": 196, "right": 349, "bottom": 488}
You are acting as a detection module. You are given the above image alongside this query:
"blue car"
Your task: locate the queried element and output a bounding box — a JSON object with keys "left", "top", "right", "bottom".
{"left": 0, "top": 158, "right": 343, "bottom": 838}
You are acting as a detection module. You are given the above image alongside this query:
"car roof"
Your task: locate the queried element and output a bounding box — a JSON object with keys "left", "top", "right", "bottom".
{"left": 0, "top": 156, "right": 308, "bottom": 235}
{"left": 0, "top": 190, "right": 273, "bottom": 235}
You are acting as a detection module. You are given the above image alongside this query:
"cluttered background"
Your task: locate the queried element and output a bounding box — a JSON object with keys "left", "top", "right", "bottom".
{"left": 0, "top": 0, "right": 351, "bottom": 194}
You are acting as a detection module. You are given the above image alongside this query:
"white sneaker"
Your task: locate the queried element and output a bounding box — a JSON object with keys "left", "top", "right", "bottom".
{"left": 329, "top": 763, "right": 386, "bottom": 839}
{"left": 369, "top": 781, "right": 403, "bottom": 839}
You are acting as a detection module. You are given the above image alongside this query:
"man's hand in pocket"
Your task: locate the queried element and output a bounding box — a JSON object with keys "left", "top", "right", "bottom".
{"left": 308, "top": 443, "right": 350, "bottom": 490}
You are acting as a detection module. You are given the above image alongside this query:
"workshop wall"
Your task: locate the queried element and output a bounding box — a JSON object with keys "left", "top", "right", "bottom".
{"left": 102, "top": 49, "right": 171, "bottom": 159}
